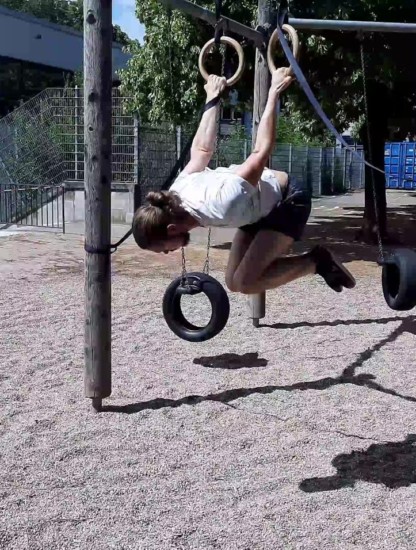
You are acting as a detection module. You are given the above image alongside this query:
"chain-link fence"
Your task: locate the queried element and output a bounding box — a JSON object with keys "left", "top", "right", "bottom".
{"left": 0, "top": 87, "right": 365, "bottom": 226}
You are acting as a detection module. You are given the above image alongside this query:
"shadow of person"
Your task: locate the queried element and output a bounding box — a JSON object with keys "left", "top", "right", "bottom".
{"left": 193, "top": 352, "right": 268, "bottom": 370}
{"left": 300, "top": 434, "right": 416, "bottom": 492}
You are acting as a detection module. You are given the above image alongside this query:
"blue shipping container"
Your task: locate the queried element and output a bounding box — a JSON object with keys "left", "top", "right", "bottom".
{"left": 384, "top": 142, "right": 416, "bottom": 190}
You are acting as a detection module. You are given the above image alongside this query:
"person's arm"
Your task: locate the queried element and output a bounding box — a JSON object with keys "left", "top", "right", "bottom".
{"left": 235, "top": 68, "right": 293, "bottom": 187}
{"left": 182, "top": 75, "right": 226, "bottom": 175}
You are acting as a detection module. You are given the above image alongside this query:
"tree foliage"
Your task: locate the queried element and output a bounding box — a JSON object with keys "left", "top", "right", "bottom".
{"left": 120, "top": 1, "right": 257, "bottom": 125}
{"left": 286, "top": 0, "right": 416, "bottom": 142}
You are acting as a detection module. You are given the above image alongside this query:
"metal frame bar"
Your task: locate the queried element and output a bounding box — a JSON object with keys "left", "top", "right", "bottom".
{"left": 158, "top": 0, "right": 416, "bottom": 42}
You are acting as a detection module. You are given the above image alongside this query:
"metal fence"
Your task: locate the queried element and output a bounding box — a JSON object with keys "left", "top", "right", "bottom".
{"left": 0, "top": 87, "right": 365, "bottom": 227}
{"left": 0, "top": 184, "right": 65, "bottom": 230}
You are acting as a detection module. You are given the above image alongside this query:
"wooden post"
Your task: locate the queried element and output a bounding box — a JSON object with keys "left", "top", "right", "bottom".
{"left": 249, "top": 0, "right": 275, "bottom": 328}
{"left": 84, "top": 0, "right": 112, "bottom": 411}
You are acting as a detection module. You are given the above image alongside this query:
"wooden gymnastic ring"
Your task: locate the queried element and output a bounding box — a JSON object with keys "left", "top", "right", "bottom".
{"left": 198, "top": 36, "right": 245, "bottom": 87}
{"left": 162, "top": 272, "right": 230, "bottom": 342}
{"left": 267, "top": 24, "right": 300, "bottom": 76}
{"left": 381, "top": 249, "right": 416, "bottom": 311}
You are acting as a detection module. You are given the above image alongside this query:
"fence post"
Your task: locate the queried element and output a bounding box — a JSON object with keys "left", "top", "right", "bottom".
{"left": 61, "top": 184, "right": 66, "bottom": 234}
{"left": 318, "top": 147, "right": 323, "bottom": 196}
{"left": 331, "top": 146, "right": 336, "bottom": 194}
{"left": 342, "top": 147, "right": 348, "bottom": 191}
{"left": 288, "top": 143, "right": 293, "bottom": 173}
{"left": 75, "top": 85, "right": 79, "bottom": 181}
{"left": 133, "top": 114, "right": 141, "bottom": 210}
{"left": 176, "top": 125, "right": 182, "bottom": 160}
{"left": 360, "top": 146, "right": 365, "bottom": 189}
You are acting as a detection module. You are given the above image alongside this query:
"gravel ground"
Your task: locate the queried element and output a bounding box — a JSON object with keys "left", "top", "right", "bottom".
{"left": 1, "top": 230, "right": 416, "bottom": 550}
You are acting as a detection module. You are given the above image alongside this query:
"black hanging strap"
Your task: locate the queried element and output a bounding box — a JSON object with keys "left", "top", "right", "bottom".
{"left": 277, "top": 0, "right": 289, "bottom": 28}
{"left": 84, "top": 228, "right": 133, "bottom": 255}
{"left": 215, "top": 0, "right": 222, "bottom": 21}
{"left": 214, "top": 0, "right": 223, "bottom": 43}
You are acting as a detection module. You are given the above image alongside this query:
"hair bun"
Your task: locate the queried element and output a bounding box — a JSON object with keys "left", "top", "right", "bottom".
{"left": 147, "top": 191, "right": 167, "bottom": 208}
{"left": 145, "top": 190, "right": 182, "bottom": 214}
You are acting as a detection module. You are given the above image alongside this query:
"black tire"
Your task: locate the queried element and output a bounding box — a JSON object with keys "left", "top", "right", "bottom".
{"left": 162, "top": 272, "right": 230, "bottom": 342}
{"left": 382, "top": 249, "right": 416, "bottom": 311}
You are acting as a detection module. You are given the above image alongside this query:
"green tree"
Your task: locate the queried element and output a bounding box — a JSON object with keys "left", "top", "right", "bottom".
{"left": 119, "top": 1, "right": 256, "bottom": 125}
{"left": 286, "top": 0, "right": 416, "bottom": 243}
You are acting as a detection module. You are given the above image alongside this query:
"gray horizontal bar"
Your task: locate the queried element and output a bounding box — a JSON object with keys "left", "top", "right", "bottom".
{"left": 65, "top": 180, "right": 133, "bottom": 192}
{"left": 290, "top": 18, "right": 416, "bottom": 34}
{"left": 158, "top": 0, "right": 416, "bottom": 38}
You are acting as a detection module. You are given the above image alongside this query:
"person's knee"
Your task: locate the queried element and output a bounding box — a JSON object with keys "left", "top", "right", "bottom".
{"left": 225, "top": 271, "right": 239, "bottom": 293}
{"left": 231, "top": 269, "right": 258, "bottom": 294}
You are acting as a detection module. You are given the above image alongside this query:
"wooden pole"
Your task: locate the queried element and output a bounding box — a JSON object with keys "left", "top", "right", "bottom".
{"left": 249, "top": 0, "right": 275, "bottom": 327}
{"left": 84, "top": 0, "right": 112, "bottom": 411}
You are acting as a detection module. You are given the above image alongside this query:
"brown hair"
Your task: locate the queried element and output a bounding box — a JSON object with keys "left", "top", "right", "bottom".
{"left": 132, "top": 190, "right": 185, "bottom": 249}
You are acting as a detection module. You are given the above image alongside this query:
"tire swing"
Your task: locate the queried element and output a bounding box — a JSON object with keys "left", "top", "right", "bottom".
{"left": 162, "top": 28, "right": 245, "bottom": 342}
{"left": 380, "top": 250, "right": 416, "bottom": 311}
{"left": 163, "top": 271, "right": 230, "bottom": 343}
{"left": 359, "top": 39, "right": 416, "bottom": 312}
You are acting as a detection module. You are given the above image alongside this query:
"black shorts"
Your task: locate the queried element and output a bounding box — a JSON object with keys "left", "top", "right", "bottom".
{"left": 239, "top": 176, "right": 312, "bottom": 241}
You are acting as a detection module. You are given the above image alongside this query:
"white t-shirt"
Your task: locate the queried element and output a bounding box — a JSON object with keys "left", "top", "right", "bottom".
{"left": 169, "top": 165, "right": 283, "bottom": 228}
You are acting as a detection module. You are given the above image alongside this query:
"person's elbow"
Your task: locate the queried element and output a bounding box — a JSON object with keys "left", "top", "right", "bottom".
{"left": 191, "top": 143, "right": 214, "bottom": 156}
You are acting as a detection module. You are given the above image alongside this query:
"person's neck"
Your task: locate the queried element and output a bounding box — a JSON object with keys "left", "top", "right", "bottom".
{"left": 184, "top": 211, "right": 201, "bottom": 230}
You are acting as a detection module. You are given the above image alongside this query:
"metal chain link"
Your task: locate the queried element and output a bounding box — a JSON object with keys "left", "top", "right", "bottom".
{"left": 181, "top": 246, "right": 188, "bottom": 284}
{"left": 360, "top": 39, "right": 385, "bottom": 262}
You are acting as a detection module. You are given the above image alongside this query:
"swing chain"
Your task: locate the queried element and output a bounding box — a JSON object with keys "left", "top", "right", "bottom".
{"left": 359, "top": 38, "right": 385, "bottom": 263}
{"left": 181, "top": 246, "right": 189, "bottom": 285}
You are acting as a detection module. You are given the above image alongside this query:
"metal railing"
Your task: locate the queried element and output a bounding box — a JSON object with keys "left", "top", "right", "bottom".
{"left": 0, "top": 184, "right": 65, "bottom": 231}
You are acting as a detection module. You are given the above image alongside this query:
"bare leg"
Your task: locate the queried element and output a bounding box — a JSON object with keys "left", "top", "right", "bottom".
{"left": 231, "top": 230, "right": 354, "bottom": 295}
{"left": 225, "top": 229, "right": 255, "bottom": 291}
{"left": 232, "top": 230, "right": 315, "bottom": 294}
{"left": 240, "top": 253, "right": 316, "bottom": 294}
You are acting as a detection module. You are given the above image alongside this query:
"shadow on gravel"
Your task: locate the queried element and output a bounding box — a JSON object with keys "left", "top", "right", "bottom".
{"left": 300, "top": 434, "right": 416, "bottom": 492}
{"left": 193, "top": 352, "right": 268, "bottom": 370}
{"left": 104, "top": 317, "right": 416, "bottom": 414}
{"left": 260, "top": 315, "right": 411, "bottom": 330}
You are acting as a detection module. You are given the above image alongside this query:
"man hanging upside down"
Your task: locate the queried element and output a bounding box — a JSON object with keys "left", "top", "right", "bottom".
{"left": 132, "top": 67, "right": 356, "bottom": 295}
